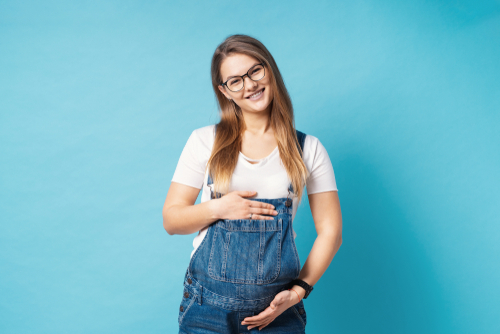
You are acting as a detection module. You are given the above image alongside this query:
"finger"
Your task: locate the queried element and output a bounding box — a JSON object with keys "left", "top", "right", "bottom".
{"left": 243, "top": 314, "right": 268, "bottom": 324}
{"left": 259, "top": 321, "right": 272, "bottom": 331}
{"left": 248, "top": 200, "right": 275, "bottom": 210}
{"left": 236, "top": 191, "right": 257, "bottom": 198}
{"left": 261, "top": 208, "right": 279, "bottom": 216}
{"left": 249, "top": 207, "right": 278, "bottom": 217}
{"left": 246, "top": 316, "right": 272, "bottom": 327}
{"left": 249, "top": 316, "right": 275, "bottom": 330}
{"left": 259, "top": 319, "right": 274, "bottom": 330}
{"left": 248, "top": 318, "right": 270, "bottom": 328}
{"left": 248, "top": 214, "right": 274, "bottom": 221}
{"left": 243, "top": 308, "right": 273, "bottom": 323}
{"left": 248, "top": 207, "right": 278, "bottom": 216}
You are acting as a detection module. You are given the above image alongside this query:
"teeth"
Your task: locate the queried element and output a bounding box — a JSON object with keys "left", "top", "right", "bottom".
{"left": 249, "top": 89, "right": 263, "bottom": 98}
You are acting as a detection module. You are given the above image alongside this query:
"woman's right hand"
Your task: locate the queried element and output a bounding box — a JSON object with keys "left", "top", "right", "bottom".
{"left": 212, "top": 191, "right": 278, "bottom": 221}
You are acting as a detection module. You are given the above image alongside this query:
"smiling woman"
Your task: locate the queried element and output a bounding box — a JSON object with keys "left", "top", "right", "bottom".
{"left": 163, "top": 34, "right": 342, "bottom": 333}
{"left": 221, "top": 62, "right": 266, "bottom": 94}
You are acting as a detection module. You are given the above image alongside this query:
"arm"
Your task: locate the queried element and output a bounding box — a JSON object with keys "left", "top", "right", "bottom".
{"left": 291, "top": 190, "right": 343, "bottom": 299}
{"left": 162, "top": 182, "right": 218, "bottom": 235}
{"left": 165, "top": 128, "right": 278, "bottom": 235}
{"left": 241, "top": 190, "right": 342, "bottom": 330}
{"left": 163, "top": 182, "right": 277, "bottom": 235}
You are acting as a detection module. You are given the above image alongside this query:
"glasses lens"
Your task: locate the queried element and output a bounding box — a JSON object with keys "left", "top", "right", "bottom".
{"left": 227, "top": 77, "right": 243, "bottom": 92}
{"left": 249, "top": 64, "right": 265, "bottom": 81}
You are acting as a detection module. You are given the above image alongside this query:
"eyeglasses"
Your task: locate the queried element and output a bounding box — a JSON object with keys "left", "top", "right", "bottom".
{"left": 220, "top": 63, "right": 266, "bottom": 92}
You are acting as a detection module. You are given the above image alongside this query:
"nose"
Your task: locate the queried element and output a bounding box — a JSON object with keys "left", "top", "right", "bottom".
{"left": 243, "top": 75, "right": 258, "bottom": 89}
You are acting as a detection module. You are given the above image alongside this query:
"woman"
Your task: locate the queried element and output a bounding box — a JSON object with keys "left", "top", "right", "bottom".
{"left": 163, "top": 34, "right": 342, "bottom": 333}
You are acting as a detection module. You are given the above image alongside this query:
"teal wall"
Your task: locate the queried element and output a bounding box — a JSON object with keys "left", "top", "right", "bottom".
{"left": 1, "top": 1, "right": 499, "bottom": 333}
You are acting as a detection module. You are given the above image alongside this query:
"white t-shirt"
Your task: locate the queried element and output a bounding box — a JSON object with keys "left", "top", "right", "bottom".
{"left": 171, "top": 124, "right": 338, "bottom": 259}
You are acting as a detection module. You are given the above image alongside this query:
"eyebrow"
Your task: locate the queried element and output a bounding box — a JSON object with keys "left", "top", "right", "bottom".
{"left": 224, "top": 62, "right": 261, "bottom": 82}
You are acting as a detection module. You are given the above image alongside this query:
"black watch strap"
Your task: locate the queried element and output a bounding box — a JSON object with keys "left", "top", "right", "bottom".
{"left": 289, "top": 279, "right": 314, "bottom": 299}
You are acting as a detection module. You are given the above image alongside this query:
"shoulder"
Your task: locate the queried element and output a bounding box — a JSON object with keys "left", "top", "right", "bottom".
{"left": 302, "top": 132, "right": 320, "bottom": 149}
{"left": 184, "top": 124, "right": 215, "bottom": 167}
{"left": 172, "top": 125, "right": 216, "bottom": 188}
{"left": 301, "top": 132, "right": 321, "bottom": 158}
{"left": 300, "top": 132, "right": 331, "bottom": 169}
{"left": 299, "top": 132, "right": 338, "bottom": 192}
{"left": 186, "top": 124, "right": 216, "bottom": 150}
{"left": 192, "top": 124, "right": 216, "bottom": 140}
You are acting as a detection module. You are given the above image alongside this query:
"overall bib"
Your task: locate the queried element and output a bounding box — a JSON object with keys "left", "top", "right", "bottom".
{"left": 178, "top": 130, "right": 308, "bottom": 334}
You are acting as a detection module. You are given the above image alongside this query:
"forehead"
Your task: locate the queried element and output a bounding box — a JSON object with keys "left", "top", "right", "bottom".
{"left": 220, "top": 53, "right": 260, "bottom": 82}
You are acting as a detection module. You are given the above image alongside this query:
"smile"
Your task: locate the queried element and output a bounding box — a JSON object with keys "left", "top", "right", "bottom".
{"left": 246, "top": 88, "right": 265, "bottom": 100}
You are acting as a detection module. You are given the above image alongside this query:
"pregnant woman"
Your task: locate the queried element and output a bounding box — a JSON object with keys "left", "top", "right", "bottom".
{"left": 163, "top": 34, "right": 342, "bottom": 333}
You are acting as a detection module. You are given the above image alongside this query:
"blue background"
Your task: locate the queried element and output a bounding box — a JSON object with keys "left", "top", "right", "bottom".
{"left": 1, "top": 1, "right": 499, "bottom": 333}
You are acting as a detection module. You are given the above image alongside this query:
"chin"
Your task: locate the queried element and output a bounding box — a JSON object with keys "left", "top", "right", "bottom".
{"left": 248, "top": 93, "right": 272, "bottom": 112}
{"left": 249, "top": 101, "right": 271, "bottom": 113}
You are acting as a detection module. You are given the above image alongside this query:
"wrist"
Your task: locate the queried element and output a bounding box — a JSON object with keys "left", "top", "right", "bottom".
{"left": 289, "top": 278, "right": 313, "bottom": 299}
{"left": 291, "top": 285, "right": 306, "bottom": 303}
{"left": 207, "top": 199, "right": 220, "bottom": 220}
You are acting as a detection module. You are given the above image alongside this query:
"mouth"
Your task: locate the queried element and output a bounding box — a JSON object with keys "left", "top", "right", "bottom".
{"left": 246, "top": 88, "right": 265, "bottom": 100}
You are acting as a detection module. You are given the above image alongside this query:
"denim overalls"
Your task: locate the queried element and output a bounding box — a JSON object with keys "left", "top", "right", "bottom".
{"left": 178, "top": 129, "right": 308, "bottom": 334}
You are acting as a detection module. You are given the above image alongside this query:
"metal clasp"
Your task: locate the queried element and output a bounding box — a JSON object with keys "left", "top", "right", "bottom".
{"left": 285, "top": 187, "right": 293, "bottom": 207}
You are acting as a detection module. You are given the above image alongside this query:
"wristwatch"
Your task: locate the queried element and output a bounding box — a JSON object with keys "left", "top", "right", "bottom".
{"left": 289, "top": 279, "right": 314, "bottom": 299}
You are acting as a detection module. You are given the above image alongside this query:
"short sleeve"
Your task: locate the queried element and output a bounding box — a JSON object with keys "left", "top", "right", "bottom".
{"left": 171, "top": 130, "right": 206, "bottom": 189}
{"left": 305, "top": 136, "right": 338, "bottom": 194}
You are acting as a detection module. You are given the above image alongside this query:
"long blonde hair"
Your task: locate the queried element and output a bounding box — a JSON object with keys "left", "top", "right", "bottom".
{"left": 207, "top": 34, "right": 309, "bottom": 200}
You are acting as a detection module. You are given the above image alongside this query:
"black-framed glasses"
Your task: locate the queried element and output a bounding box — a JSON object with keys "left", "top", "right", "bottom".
{"left": 220, "top": 63, "right": 266, "bottom": 92}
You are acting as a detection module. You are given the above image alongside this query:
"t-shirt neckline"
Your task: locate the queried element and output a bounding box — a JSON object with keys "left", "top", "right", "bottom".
{"left": 239, "top": 146, "right": 279, "bottom": 167}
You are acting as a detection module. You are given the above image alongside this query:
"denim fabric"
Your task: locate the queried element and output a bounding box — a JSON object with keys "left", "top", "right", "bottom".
{"left": 178, "top": 271, "right": 307, "bottom": 333}
{"left": 177, "top": 129, "right": 308, "bottom": 333}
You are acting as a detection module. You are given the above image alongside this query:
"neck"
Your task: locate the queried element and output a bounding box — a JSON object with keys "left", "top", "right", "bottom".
{"left": 241, "top": 105, "right": 273, "bottom": 135}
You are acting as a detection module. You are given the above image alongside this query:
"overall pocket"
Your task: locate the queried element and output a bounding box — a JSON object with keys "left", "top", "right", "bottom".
{"left": 208, "top": 218, "right": 282, "bottom": 284}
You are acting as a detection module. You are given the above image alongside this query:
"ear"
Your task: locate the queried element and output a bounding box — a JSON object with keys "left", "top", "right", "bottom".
{"left": 218, "top": 85, "right": 231, "bottom": 100}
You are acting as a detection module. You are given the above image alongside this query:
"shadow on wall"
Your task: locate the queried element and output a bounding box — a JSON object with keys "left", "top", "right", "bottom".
{"left": 296, "top": 153, "right": 451, "bottom": 334}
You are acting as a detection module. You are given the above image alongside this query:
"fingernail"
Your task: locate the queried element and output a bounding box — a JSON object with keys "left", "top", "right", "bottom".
{"left": 274, "top": 211, "right": 278, "bottom": 214}
{"left": 272, "top": 205, "right": 275, "bottom": 209}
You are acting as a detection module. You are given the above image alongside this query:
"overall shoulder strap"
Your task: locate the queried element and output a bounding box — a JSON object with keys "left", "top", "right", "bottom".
{"left": 295, "top": 129, "right": 307, "bottom": 158}
{"left": 287, "top": 129, "right": 307, "bottom": 196}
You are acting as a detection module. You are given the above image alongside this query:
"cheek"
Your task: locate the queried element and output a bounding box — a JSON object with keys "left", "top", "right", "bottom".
{"left": 265, "top": 85, "right": 273, "bottom": 99}
{"left": 263, "top": 78, "right": 272, "bottom": 93}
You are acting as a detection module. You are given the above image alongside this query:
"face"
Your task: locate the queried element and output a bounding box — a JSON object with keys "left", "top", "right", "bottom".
{"left": 218, "top": 53, "right": 273, "bottom": 115}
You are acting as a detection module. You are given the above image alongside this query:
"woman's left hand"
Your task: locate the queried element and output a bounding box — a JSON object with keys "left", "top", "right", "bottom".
{"left": 241, "top": 289, "right": 299, "bottom": 331}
